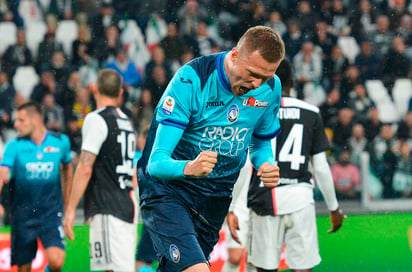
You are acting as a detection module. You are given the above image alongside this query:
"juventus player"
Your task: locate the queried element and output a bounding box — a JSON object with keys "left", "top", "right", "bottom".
{"left": 228, "top": 59, "right": 345, "bottom": 272}
{"left": 64, "top": 69, "right": 137, "bottom": 272}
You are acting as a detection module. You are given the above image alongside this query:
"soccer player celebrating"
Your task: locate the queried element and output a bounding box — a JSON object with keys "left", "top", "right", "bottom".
{"left": 64, "top": 69, "right": 137, "bottom": 272}
{"left": 229, "top": 59, "right": 346, "bottom": 272}
{"left": 137, "top": 26, "right": 285, "bottom": 272}
{"left": 0, "top": 102, "right": 73, "bottom": 272}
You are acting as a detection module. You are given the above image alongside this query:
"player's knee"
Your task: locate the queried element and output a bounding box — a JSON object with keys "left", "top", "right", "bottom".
{"left": 47, "top": 255, "right": 65, "bottom": 272}
{"left": 228, "top": 254, "right": 243, "bottom": 266}
{"left": 227, "top": 248, "right": 244, "bottom": 266}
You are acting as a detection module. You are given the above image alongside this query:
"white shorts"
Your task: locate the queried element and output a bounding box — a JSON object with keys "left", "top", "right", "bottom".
{"left": 248, "top": 204, "right": 321, "bottom": 270}
{"left": 224, "top": 211, "right": 249, "bottom": 249}
{"left": 90, "top": 214, "right": 137, "bottom": 272}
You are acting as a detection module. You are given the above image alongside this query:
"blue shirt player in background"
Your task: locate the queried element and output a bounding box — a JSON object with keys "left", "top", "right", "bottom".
{"left": 138, "top": 26, "right": 285, "bottom": 272}
{"left": 0, "top": 102, "right": 73, "bottom": 272}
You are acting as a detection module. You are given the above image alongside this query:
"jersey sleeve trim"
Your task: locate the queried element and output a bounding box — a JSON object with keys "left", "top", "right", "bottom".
{"left": 160, "top": 119, "right": 188, "bottom": 130}
{"left": 252, "top": 128, "right": 281, "bottom": 140}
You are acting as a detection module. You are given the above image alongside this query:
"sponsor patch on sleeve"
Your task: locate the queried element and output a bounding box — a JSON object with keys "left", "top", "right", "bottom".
{"left": 162, "top": 96, "right": 175, "bottom": 115}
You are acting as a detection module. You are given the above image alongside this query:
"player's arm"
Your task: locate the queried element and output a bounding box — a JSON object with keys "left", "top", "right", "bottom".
{"left": 249, "top": 136, "right": 279, "bottom": 188}
{"left": 227, "top": 158, "right": 252, "bottom": 244}
{"left": 64, "top": 150, "right": 96, "bottom": 240}
{"left": 64, "top": 113, "right": 106, "bottom": 240}
{"left": 61, "top": 162, "right": 73, "bottom": 212}
{"left": 0, "top": 140, "right": 16, "bottom": 195}
{"left": 148, "top": 124, "right": 217, "bottom": 179}
{"left": 312, "top": 152, "right": 345, "bottom": 233}
{"left": 148, "top": 65, "right": 216, "bottom": 179}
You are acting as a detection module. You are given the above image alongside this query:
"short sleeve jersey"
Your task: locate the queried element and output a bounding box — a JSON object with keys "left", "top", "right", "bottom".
{"left": 138, "top": 52, "right": 282, "bottom": 200}
{"left": 0, "top": 132, "right": 71, "bottom": 217}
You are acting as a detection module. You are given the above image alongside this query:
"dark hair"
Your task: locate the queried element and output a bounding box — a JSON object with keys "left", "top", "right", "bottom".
{"left": 275, "top": 59, "right": 294, "bottom": 95}
{"left": 237, "top": 26, "right": 285, "bottom": 63}
{"left": 97, "top": 69, "right": 122, "bottom": 98}
{"left": 17, "top": 101, "right": 42, "bottom": 116}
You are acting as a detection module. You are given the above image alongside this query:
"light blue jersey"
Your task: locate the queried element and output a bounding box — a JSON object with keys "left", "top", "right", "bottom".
{"left": 1, "top": 132, "right": 71, "bottom": 217}
{"left": 138, "top": 52, "right": 281, "bottom": 199}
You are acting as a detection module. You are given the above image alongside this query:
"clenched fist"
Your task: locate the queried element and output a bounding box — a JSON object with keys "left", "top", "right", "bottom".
{"left": 257, "top": 162, "right": 280, "bottom": 188}
{"left": 184, "top": 151, "right": 217, "bottom": 177}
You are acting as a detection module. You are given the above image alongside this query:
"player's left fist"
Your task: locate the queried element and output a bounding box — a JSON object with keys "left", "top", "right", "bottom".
{"left": 257, "top": 162, "right": 279, "bottom": 188}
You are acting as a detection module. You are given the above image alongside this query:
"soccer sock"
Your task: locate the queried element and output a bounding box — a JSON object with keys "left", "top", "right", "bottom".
{"left": 222, "top": 261, "right": 239, "bottom": 272}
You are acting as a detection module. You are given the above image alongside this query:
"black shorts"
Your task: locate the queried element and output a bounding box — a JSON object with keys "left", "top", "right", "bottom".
{"left": 11, "top": 211, "right": 64, "bottom": 266}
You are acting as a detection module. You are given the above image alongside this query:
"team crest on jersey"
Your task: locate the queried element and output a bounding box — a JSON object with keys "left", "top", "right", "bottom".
{"left": 227, "top": 104, "right": 239, "bottom": 123}
{"left": 43, "top": 146, "right": 60, "bottom": 153}
{"left": 169, "top": 244, "right": 180, "bottom": 263}
{"left": 242, "top": 97, "right": 268, "bottom": 107}
{"left": 36, "top": 151, "right": 43, "bottom": 160}
{"left": 162, "top": 96, "right": 175, "bottom": 115}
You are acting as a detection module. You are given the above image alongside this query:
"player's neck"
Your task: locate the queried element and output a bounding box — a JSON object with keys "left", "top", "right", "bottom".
{"left": 31, "top": 126, "right": 47, "bottom": 145}
{"left": 96, "top": 96, "right": 119, "bottom": 109}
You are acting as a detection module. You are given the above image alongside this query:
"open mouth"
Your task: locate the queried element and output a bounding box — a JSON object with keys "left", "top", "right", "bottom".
{"left": 239, "top": 86, "right": 250, "bottom": 95}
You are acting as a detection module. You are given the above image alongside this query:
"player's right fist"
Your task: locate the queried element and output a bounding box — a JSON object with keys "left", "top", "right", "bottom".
{"left": 184, "top": 151, "right": 217, "bottom": 177}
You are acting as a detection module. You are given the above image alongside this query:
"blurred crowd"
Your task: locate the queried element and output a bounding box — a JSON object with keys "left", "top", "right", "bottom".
{"left": 0, "top": 0, "right": 411, "bottom": 200}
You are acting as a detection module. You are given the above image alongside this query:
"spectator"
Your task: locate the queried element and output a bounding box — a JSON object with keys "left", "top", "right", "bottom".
{"left": 0, "top": 71, "right": 16, "bottom": 132}
{"left": 91, "top": 3, "right": 120, "bottom": 45}
{"left": 143, "top": 65, "right": 168, "bottom": 108}
{"left": 1, "top": 29, "right": 33, "bottom": 77}
{"left": 265, "top": 11, "right": 286, "bottom": 36}
{"left": 187, "top": 21, "right": 219, "bottom": 57}
{"left": 71, "top": 25, "right": 94, "bottom": 69}
{"left": 332, "top": 107, "right": 355, "bottom": 152}
{"left": 282, "top": 19, "right": 305, "bottom": 60}
{"left": 70, "top": 88, "right": 93, "bottom": 129}
{"left": 330, "top": 0, "right": 350, "bottom": 36}
{"left": 393, "top": 141, "right": 412, "bottom": 197}
{"left": 159, "top": 22, "right": 187, "bottom": 65}
{"left": 94, "top": 24, "right": 123, "bottom": 66}
{"left": 368, "top": 15, "right": 394, "bottom": 58}
{"left": 177, "top": 0, "right": 209, "bottom": 38}
{"left": 397, "top": 111, "right": 412, "bottom": 141}
{"left": 340, "top": 65, "right": 361, "bottom": 103}
{"left": 355, "top": 40, "right": 383, "bottom": 80}
{"left": 296, "top": 0, "right": 319, "bottom": 36}
{"left": 293, "top": 41, "right": 323, "bottom": 99}
{"left": 348, "top": 123, "right": 368, "bottom": 166}
{"left": 363, "top": 106, "right": 383, "bottom": 142}
{"left": 30, "top": 70, "right": 57, "bottom": 103}
{"left": 368, "top": 124, "right": 398, "bottom": 199}
{"left": 319, "top": 87, "right": 343, "bottom": 127}
{"left": 347, "top": 83, "right": 375, "bottom": 123}
{"left": 236, "top": 0, "right": 267, "bottom": 37}
{"left": 106, "top": 49, "right": 142, "bottom": 88}
{"left": 312, "top": 20, "right": 338, "bottom": 60}
{"left": 396, "top": 14, "right": 412, "bottom": 48}
{"left": 144, "top": 46, "right": 173, "bottom": 84}
{"left": 49, "top": 50, "right": 71, "bottom": 92}
{"left": 331, "top": 149, "right": 361, "bottom": 199}
{"left": 59, "top": 70, "right": 81, "bottom": 110}
{"left": 36, "top": 30, "right": 65, "bottom": 72}
{"left": 350, "top": 0, "right": 377, "bottom": 42}
{"left": 382, "top": 36, "right": 411, "bottom": 91}
{"left": 386, "top": 0, "right": 409, "bottom": 31}
{"left": 42, "top": 93, "right": 65, "bottom": 132}
{"left": 132, "top": 89, "right": 154, "bottom": 133}
{"left": 322, "top": 45, "right": 349, "bottom": 90}
{"left": 64, "top": 114, "right": 82, "bottom": 166}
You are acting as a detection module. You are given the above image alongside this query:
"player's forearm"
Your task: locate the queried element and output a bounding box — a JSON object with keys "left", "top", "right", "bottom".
{"left": 0, "top": 167, "right": 10, "bottom": 194}
{"left": 148, "top": 123, "right": 189, "bottom": 180}
{"left": 249, "top": 137, "right": 275, "bottom": 169}
{"left": 62, "top": 163, "right": 73, "bottom": 212}
{"left": 312, "top": 152, "right": 339, "bottom": 211}
{"left": 66, "top": 163, "right": 92, "bottom": 213}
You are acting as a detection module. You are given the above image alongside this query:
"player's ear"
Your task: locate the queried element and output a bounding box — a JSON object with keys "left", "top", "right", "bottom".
{"left": 231, "top": 48, "right": 238, "bottom": 63}
{"left": 119, "top": 88, "right": 124, "bottom": 98}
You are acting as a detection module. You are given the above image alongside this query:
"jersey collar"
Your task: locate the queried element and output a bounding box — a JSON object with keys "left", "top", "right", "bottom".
{"left": 216, "top": 51, "right": 232, "bottom": 93}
